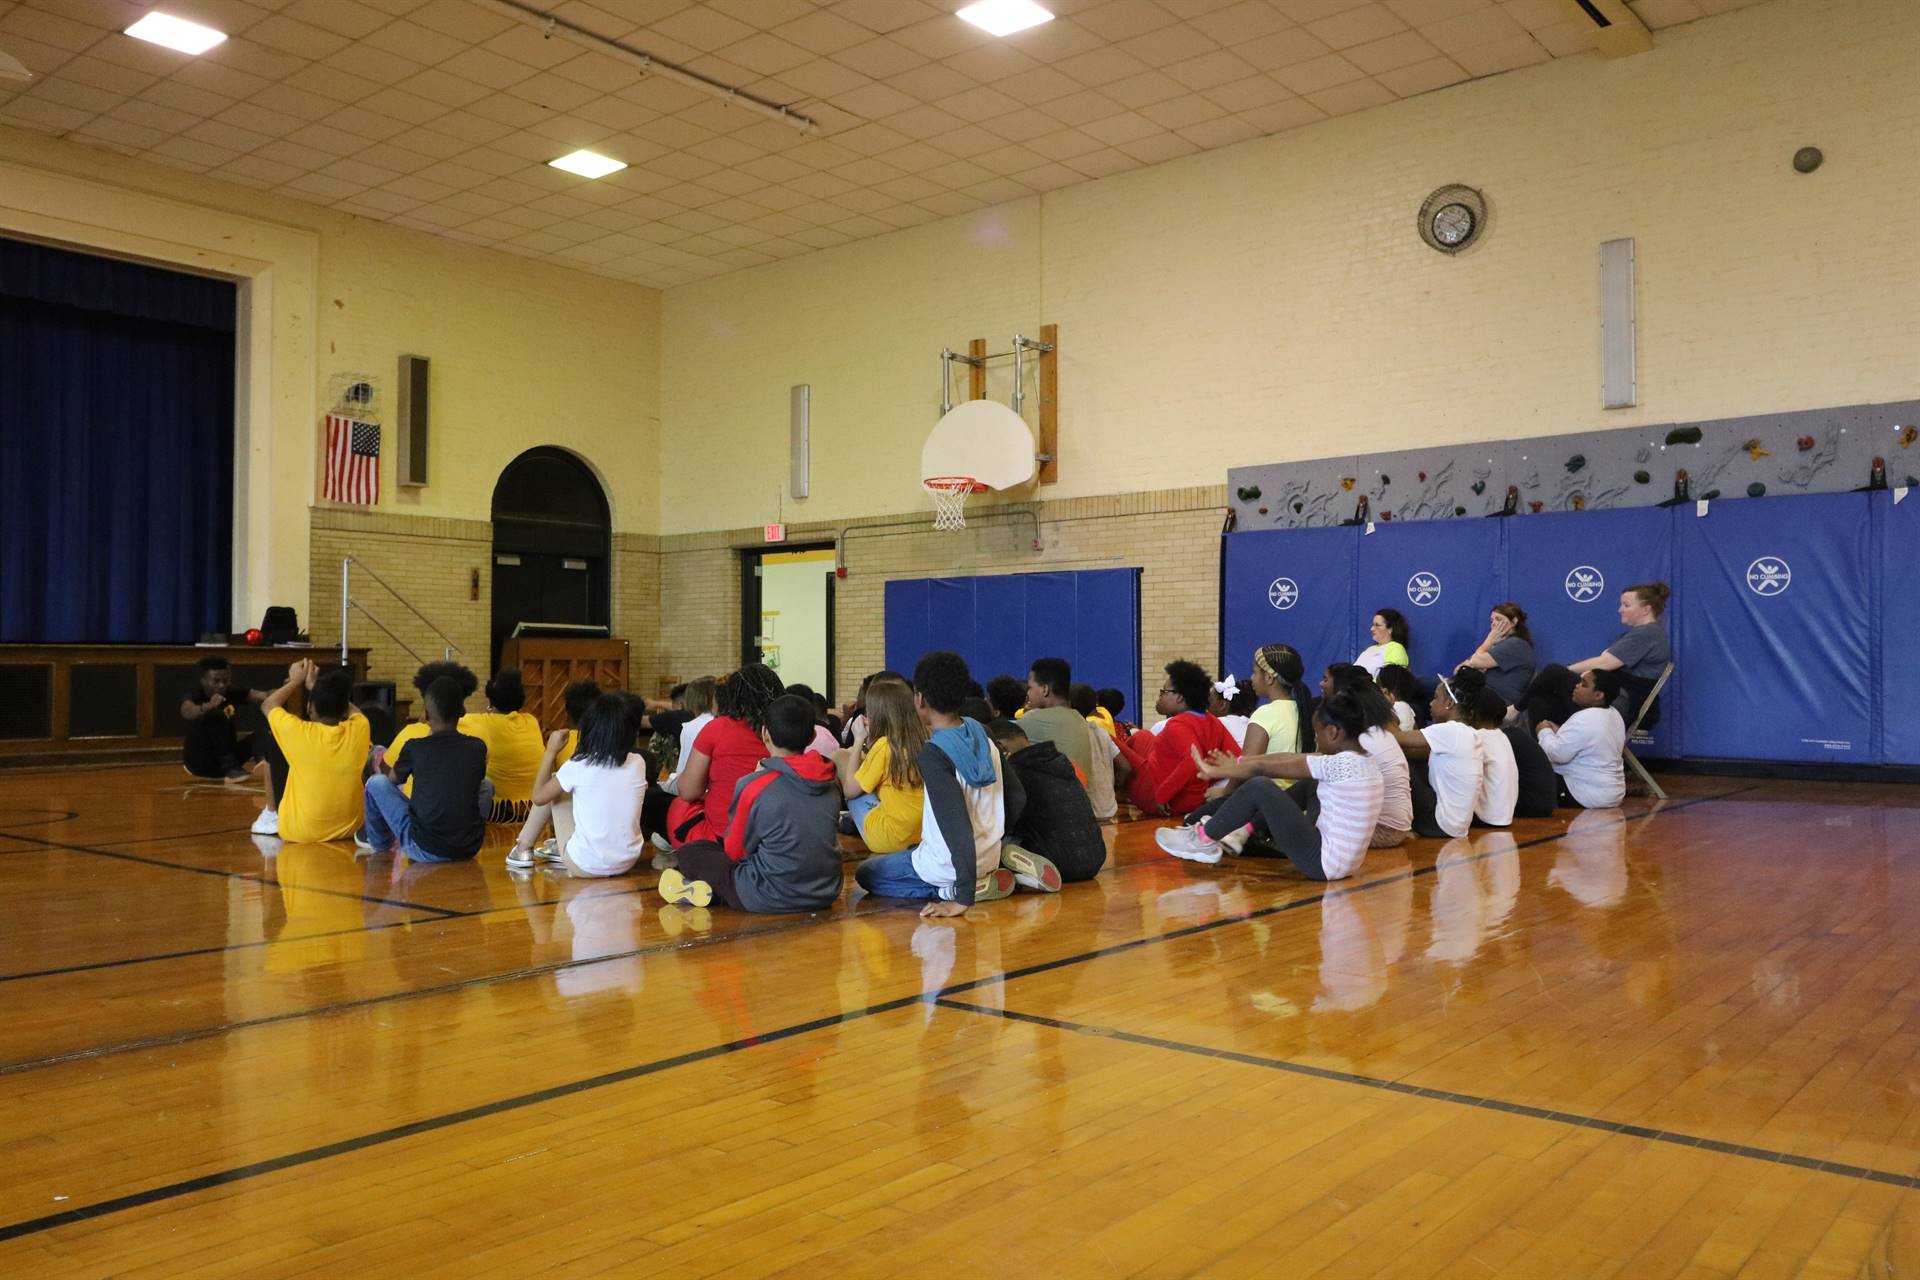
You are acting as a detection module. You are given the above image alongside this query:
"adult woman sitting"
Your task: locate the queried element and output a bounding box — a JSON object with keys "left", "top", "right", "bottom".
{"left": 1355, "top": 608, "right": 1410, "bottom": 677}
{"left": 1521, "top": 582, "right": 1672, "bottom": 729}
{"left": 1456, "top": 602, "right": 1536, "bottom": 710}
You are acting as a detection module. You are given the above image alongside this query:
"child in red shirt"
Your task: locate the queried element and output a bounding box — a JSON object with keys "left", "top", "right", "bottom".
{"left": 663, "top": 664, "right": 784, "bottom": 847}
{"left": 1119, "top": 659, "right": 1240, "bottom": 816}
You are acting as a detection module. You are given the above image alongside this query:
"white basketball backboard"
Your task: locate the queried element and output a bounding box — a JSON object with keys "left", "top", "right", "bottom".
{"left": 921, "top": 399, "right": 1036, "bottom": 491}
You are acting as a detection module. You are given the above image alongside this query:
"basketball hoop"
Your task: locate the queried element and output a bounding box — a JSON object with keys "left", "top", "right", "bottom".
{"left": 925, "top": 476, "right": 985, "bottom": 530}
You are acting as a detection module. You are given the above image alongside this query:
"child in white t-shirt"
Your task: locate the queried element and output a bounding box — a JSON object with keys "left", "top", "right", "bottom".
{"left": 1155, "top": 691, "right": 1385, "bottom": 882}
{"left": 1389, "top": 670, "right": 1487, "bottom": 839}
{"left": 1536, "top": 669, "right": 1628, "bottom": 808}
{"left": 507, "top": 694, "right": 647, "bottom": 877}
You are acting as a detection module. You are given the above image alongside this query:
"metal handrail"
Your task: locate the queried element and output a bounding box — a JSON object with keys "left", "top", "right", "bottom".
{"left": 348, "top": 597, "right": 428, "bottom": 669}
{"left": 340, "top": 557, "right": 461, "bottom": 668}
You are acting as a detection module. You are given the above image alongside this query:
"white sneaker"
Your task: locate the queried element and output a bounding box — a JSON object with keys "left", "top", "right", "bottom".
{"left": 250, "top": 809, "right": 279, "bottom": 836}
{"left": 353, "top": 830, "right": 376, "bottom": 853}
{"left": 650, "top": 833, "right": 672, "bottom": 853}
{"left": 1156, "top": 824, "right": 1222, "bottom": 864}
{"left": 534, "top": 838, "right": 564, "bottom": 863}
{"left": 504, "top": 845, "right": 536, "bottom": 870}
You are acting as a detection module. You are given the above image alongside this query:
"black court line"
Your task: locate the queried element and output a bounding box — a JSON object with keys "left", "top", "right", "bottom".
{"left": 0, "top": 830, "right": 469, "bottom": 918}
{"left": 931, "top": 998, "right": 1920, "bottom": 1190}
{"left": 0, "top": 902, "right": 916, "bottom": 1076}
{"left": 0, "top": 846, "right": 893, "bottom": 983}
{"left": 0, "top": 810, "right": 79, "bottom": 832}
{"left": 0, "top": 787, "right": 1753, "bottom": 1240}
{"left": 937, "top": 787, "right": 1752, "bottom": 1002}
{"left": 0, "top": 990, "right": 931, "bottom": 1245}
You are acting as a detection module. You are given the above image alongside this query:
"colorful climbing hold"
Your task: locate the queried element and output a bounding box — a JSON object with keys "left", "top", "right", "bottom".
{"left": 1901, "top": 426, "right": 1918, "bottom": 449}
{"left": 1745, "top": 438, "right": 1771, "bottom": 461}
{"left": 1380, "top": 474, "right": 1391, "bottom": 486}
{"left": 1797, "top": 435, "right": 1816, "bottom": 451}
{"left": 1292, "top": 503, "right": 1303, "bottom": 514}
{"left": 1746, "top": 482, "right": 1766, "bottom": 498}
{"left": 1570, "top": 494, "right": 1586, "bottom": 511}
{"left": 1634, "top": 470, "right": 1651, "bottom": 484}
{"left": 1454, "top": 506, "right": 1467, "bottom": 516}
{"left": 1527, "top": 501, "right": 1543, "bottom": 513}
{"left": 1470, "top": 480, "right": 1486, "bottom": 495}
{"left": 1417, "top": 471, "right": 1426, "bottom": 482}
{"left": 1665, "top": 426, "right": 1704, "bottom": 446}
{"left": 1565, "top": 454, "right": 1587, "bottom": 474}
{"left": 1237, "top": 484, "right": 1262, "bottom": 501}
{"left": 1340, "top": 477, "right": 1355, "bottom": 491}
{"left": 1702, "top": 489, "right": 1722, "bottom": 500}
{"left": 1257, "top": 506, "right": 1269, "bottom": 515}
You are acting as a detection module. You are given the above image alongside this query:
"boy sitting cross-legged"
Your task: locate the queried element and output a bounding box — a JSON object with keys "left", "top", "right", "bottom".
{"left": 659, "top": 693, "right": 844, "bottom": 913}
{"left": 854, "top": 651, "right": 1022, "bottom": 917}
{"left": 359, "top": 676, "right": 489, "bottom": 863}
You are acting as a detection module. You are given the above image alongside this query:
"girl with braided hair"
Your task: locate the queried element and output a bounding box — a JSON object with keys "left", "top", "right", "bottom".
{"left": 662, "top": 663, "right": 785, "bottom": 848}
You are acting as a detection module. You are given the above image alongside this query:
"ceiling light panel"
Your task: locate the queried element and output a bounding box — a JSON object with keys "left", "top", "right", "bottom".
{"left": 957, "top": 1, "right": 1055, "bottom": 39}
{"left": 124, "top": 12, "right": 228, "bottom": 56}
{"left": 549, "top": 149, "right": 628, "bottom": 179}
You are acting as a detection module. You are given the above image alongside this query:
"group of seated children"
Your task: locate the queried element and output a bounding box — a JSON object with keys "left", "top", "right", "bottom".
{"left": 1153, "top": 639, "right": 1631, "bottom": 880}
{"left": 215, "top": 620, "right": 1633, "bottom": 916}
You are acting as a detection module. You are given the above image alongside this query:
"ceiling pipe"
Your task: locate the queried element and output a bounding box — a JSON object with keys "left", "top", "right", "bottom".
{"left": 467, "top": 0, "right": 818, "bottom": 136}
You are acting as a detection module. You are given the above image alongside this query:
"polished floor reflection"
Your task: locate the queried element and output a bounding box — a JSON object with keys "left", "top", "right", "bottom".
{"left": 0, "top": 766, "right": 1915, "bottom": 1276}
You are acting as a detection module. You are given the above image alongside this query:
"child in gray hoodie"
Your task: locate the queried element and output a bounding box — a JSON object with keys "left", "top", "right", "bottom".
{"left": 661, "top": 694, "right": 843, "bottom": 913}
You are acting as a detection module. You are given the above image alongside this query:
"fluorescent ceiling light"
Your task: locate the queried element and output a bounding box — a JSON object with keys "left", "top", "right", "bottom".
{"left": 956, "top": 0, "right": 1054, "bottom": 38}
{"left": 124, "top": 12, "right": 228, "bottom": 55}
{"left": 548, "top": 149, "right": 627, "bottom": 179}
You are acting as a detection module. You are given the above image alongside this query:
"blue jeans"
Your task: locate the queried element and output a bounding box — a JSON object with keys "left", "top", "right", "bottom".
{"left": 849, "top": 792, "right": 881, "bottom": 839}
{"left": 855, "top": 849, "right": 948, "bottom": 901}
{"left": 361, "top": 774, "right": 491, "bottom": 863}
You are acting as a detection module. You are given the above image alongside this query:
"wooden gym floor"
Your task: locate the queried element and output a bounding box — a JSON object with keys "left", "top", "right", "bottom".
{"left": 0, "top": 766, "right": 1915, "bottom": 1277}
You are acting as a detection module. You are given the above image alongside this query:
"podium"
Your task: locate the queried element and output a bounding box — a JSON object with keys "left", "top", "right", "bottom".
{"left": 500, "top": 636, "right": 628, "bottom": 734}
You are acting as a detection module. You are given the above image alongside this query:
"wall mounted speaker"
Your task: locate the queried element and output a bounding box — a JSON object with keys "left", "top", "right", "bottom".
{"left": 790, "top": 383, "right": 810, "bottom": 499}
{"left": 398, "top": 353, "right": 429, "bottom": 487}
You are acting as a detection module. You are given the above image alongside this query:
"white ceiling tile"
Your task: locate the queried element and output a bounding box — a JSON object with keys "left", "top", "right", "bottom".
{"left": 1451, "top": 33, "right": 1550, "bottom": 75}
{"left": 1373, "top": 55, "right": 1469, "bottom": 96}
{"left": 1073, "top": 0, "right": 1184, "bottom": 43}
{"left": 0, "top": 95, "right": 91, "bottom": 131}
{"left": 1343, "top": 28, "right": 1440, "bottom": 73}
{"left": 245, "top": 12, "right": 356, "bottom": 60}
{"left": 1304, "top": 74, "right": 1395, "bottom": 114}
{"left": 1272, "top": 50, "right": 1364, "bottom": 93}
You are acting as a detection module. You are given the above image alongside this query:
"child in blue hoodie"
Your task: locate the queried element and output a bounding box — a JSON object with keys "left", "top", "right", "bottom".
{"left": 662, "top": 694, "right": 844, "bottom": 913}
{"left": 854, "top": 651, "right": 1023, "bottom": 917}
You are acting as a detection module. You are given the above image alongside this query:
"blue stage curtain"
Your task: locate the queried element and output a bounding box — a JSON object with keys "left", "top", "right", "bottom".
{"left": 0, "top": 237, "right": 235, "bottom": 642}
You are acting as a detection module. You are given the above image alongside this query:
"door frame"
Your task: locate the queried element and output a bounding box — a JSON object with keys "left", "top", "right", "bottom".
{"left": 739, "top": 543, "right": 836, "bottom": 705}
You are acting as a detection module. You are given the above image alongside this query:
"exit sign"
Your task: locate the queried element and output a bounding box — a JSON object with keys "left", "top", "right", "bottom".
{"left": 763, "top": 523, "right": 786, "bottom": 543}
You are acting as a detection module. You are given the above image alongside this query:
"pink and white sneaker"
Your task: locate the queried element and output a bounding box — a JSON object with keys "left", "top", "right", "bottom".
{"left": 1156, "top": 824, "right": 1223, "bottom": 864}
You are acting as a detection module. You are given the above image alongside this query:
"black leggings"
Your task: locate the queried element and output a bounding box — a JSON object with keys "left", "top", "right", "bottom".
{"left": 261, "top": 731, "right": 290, "bottom": 808}
{"left": 1197, "top": 779, "right": 1328, "bottom": 881}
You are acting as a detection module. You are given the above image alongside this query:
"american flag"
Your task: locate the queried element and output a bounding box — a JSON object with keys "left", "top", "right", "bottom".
{"left": 323, "top": 413, "right": 379, "bottom": 505}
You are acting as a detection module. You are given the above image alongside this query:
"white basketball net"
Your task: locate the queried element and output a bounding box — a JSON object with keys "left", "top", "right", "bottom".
{"left": 925, "top": 477, "right": 979, "bottom": 530}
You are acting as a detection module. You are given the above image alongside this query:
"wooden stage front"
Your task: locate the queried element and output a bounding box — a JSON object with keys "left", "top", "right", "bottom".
{"left": 0, "top": 765, "right": 1914, "bottom": 1276}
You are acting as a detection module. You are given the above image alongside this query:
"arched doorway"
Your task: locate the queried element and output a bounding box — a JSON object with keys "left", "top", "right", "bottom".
{"left": 491, "top": 447, "right": 610, "bottom": 669}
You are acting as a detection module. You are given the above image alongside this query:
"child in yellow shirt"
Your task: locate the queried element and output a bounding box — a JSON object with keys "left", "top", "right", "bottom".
{"left": 835, "top": 676, "right": 925, "bottom": 853}
{"left": 459, "top": 668, "right": 545, "bottom": 822}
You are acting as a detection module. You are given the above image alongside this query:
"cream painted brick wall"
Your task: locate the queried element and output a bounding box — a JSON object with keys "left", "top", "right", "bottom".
{"left": 311, "top": 512, "right": 666, "bottom": 694}
{"left": 656, "top": 486, "right": 1227, "bottom": 714}
{"left": 659, "top": 0, "right": 1920, "bottom": 535}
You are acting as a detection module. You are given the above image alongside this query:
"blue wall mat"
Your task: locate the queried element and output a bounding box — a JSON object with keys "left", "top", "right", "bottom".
{"left": 883, "top": 568, "right": 1142, "bottom": 717}
{"left": 1678, "top": 492, "right": 1873, "bottom": 763}
{"left": 1220, "top": 525, "right": 1356, "bottom": 687}
{"left": 1505, "top": 505, "right": 1679, "bottom": 757}
{"left": 1878, "top": 492, "right": 1920, "bottom": 764}
{"left": 1354, "top": 518, "right": 1505, "bottom": 681}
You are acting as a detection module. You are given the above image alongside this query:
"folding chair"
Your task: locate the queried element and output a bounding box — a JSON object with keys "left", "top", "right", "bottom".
{"left": 1622, "top": 663, "right": 1674, "bottom": 800}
